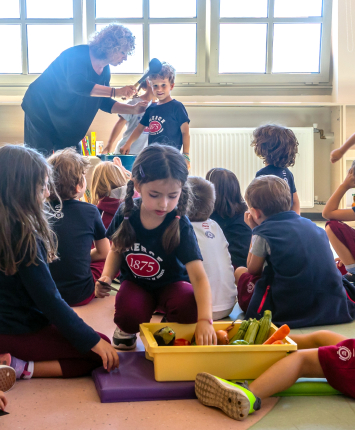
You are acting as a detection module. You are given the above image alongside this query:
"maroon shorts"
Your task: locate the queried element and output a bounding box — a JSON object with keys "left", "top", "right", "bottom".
{"left": 318, "top": 338, "right": 355, "bottom": 398}
{"left": 326, "top": 220, "right": 355, "bottom": 261}
{"left": 237, "top": 272, "right": 261, "bottom": 313}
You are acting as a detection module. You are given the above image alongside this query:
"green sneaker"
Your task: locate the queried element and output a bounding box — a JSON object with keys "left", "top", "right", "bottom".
{"left": 195, "top": 373, "right": 261, "bottom": 421}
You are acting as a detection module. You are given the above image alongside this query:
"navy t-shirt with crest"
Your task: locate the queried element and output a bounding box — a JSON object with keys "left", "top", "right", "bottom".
{"left": 106, "top": 199, "right": 202, "bottom": 290}
{"left": 140, "top": 99, "right": 190, "bottom": 151}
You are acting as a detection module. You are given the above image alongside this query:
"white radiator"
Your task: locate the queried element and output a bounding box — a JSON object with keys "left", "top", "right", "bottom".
{"left": 189, "top": 127, "right": 314, "bottom": 208}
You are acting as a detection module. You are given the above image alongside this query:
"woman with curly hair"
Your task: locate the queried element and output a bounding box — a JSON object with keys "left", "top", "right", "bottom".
{"left": 22, "top": 24, "right": 147, "bottom": 154}
{"left": 252, "top": 124, "right": 300, "bottom": 214}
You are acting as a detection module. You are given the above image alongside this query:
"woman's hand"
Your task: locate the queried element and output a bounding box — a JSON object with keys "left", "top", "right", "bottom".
{"left": 91, "top": 338, "right": 119, "bottom": 372}
{"left": 115, "top": 86, "right": 137, "bottom": 99}
{"left": 244, "top": 211, "right": 258, "bottom": 229}
{"left": 95, "top": 276, "right": 112, "bottom": 298}
{"left": 330, "top": 148, "right": 344, "bottom": 164}
{"left": 132, "top": 101, "right": 148, "bottom": 114}
{"left": 194, "top": 320, "right": 217, "bottom": 345}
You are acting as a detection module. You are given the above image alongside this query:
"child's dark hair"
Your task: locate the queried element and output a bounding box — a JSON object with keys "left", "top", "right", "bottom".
{"left": 0, "top": 145, "right": 58, "bottom": 276}
{"left": 251, "top": 124, "right": 299, "bottom": 168}
{"left": 187, "top": 177, "right": 215, "bottom": 222}
{"left": 206, "top": 168, "right": 247, "bottom": 218}
{"left": 112, "top": 144, "right": 189, "bottom": 254}
{"left": 47, "top": 148, "right": 90, "bottom": 200}
{"left": 245, "top": 175, "right": 291, "bottom": 217}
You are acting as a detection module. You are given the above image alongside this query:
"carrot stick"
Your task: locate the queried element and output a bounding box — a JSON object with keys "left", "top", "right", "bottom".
{"left": 263, "top": 324, "right": 290, "bottom": 345}
{"left": 271, "top": 340, "right": 283, "bottom": 345}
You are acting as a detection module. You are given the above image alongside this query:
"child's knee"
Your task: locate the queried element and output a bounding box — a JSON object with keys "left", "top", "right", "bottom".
{"left": 234, "top": 266, "right": 248, "bottom": 284}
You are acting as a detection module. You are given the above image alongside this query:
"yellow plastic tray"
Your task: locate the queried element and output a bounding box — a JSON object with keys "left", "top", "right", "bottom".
{"left": 140, "top": 321, "right": 297, "bottom": 382}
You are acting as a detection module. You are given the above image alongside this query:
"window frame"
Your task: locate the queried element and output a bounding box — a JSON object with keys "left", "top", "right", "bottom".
{"left": 0, "top": 0, "right": 83, "bottom": 86}
{"left": 85, "top": 0, "right": 206, "bottom": 85}
{"left": 209, "top": 0, "right": 332, "bottom": 85}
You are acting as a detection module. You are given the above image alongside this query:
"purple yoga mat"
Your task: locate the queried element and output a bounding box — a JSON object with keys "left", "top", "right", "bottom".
{"left": 92, "top": 351, "right": 196, "bottom": 403}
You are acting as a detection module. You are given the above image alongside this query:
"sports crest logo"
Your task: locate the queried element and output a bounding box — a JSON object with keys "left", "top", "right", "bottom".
{"left": 149, "top": 121, "right": 162, "bottom": 133}
{"left": 247, "top": 282, "right": 255, "bottom": 294}
{"left": 337, "top": 346, "right": 352, "bottom": 361}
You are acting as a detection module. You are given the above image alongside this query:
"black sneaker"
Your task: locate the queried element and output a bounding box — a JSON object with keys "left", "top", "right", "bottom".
{"left": 112, "top": 327, "right": 137, "bottom": 350}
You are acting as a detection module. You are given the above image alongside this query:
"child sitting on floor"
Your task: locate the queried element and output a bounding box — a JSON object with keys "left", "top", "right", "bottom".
{"left": 187, "top": 177, "right": 237, "bottom": 320}
{"left": 47, "top": 148, "right": 110, "bottom": 307}
{"left": 195, "top": 330, "right": 354, "bottom": 421}
{"left": 0, "top": 145, "right": 118, "bottom": 385}
{"left": 91, "top": 161, "right": 139, "bottom": 229}
{"left": 252, "top": 124, "right": 301, "bottom": 215}
{"left": 95, "top": 144, "right": 216, "bottom": 349}
{"left": 322, "top": 163, "right": 355, "bottom": 280}
{"left": 206, "top": 168, "right": 251, "bottom": 269}
{"left": 234, "top": 175, "right": 355, "bottom": 328}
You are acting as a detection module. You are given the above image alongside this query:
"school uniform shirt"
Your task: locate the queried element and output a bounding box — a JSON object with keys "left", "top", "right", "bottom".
{"left": 106, "top": 199, "right": 202, "bottom": 290}
{"left": 210, "top": 212, "right": 252, "bottom": 268}
{"left": 22, "top": 45, "right": 115, "bottom": 150}
{"left": 139, "top": 99, "right": 190, "bottom": 151}
{"left": 255, "top": 165, "right": 296, "bottom": 207}
{"left": 49, "top": 200, "right": 106, "bottom": 306}
{"left": 245, "top": 211, "right": 355, "bottom": 328}
{"left": 114, "top": 97, "right": 149, "bottom": 154}
{"left": 0, "top": 237, "right": 100, "bottom": 353}
{"left": 191, "top": 219, "right": 237, "bottom": 312}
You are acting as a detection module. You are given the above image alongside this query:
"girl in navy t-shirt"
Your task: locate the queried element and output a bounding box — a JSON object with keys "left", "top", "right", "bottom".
{"left": 0, "top": 145, "right": 118, "bottom": 389}
{"left": 96, "top": 144, "right": 217, "bottom": 349}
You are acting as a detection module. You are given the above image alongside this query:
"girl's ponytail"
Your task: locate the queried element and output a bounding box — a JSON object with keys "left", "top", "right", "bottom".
{"left": 111, "top": 180, "right": 136, "bottom": 252}
{"left": 162, "top": 183, "right": 191, "bottom": 254}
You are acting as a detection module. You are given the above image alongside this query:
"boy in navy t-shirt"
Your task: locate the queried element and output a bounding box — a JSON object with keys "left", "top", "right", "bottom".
{"left": 252, "top": 124, "right": 300, "bottom": 214}
{"left": 119, "top": 62, "right": 191, "bottom": 169}
{"left": 47, "top": 148, "right": 110, "bottom": 306}
{"left": 234, "top": 175, "right": 355, "bottom": 329}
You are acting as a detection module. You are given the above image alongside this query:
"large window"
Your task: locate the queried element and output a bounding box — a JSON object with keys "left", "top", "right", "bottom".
{"left": 0, "top": 0, "right": 82, "bottom": 85}
{"left": 0, "top": 0, "right": 333, "bottom": 91}
{"left": 210, "top": 0, "right": 332, "bottom": 84}
{"left": 87, "top": 0, "right": 206, "bottom": 85}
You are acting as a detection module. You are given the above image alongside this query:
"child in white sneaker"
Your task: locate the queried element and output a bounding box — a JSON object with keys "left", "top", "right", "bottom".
{"left": 187, "top": 177, "right": 237, "bottom": 320}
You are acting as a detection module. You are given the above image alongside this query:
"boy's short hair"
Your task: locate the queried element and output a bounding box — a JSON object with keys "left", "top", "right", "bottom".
{"left": 251, "top": 124, "right": 299, "bottom": 168}
{"left": 245, "top": 175, "right": 291, "bottom": 217}
{"left": 187, "top": 176, "right": 216, "bottom": 222}
{"left": 148, "top": 62, "right": 176, "bottom": 84}
{"left": 47, "top": 147, "right": 89, "bottom": 200}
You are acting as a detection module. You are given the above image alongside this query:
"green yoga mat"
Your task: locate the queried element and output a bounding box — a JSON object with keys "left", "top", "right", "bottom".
{"left": 230, "top": 378, "right": 341, "bottom": 397}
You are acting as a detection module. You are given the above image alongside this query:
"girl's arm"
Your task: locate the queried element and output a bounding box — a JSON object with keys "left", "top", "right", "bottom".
{"left": 185, "top": 260, "right": 217, "bottom": 346}
{"left": 330, "top": 133, "right": 355, "bottom": 163}
{"left": 322, "top": 170, "right": 355, "bottom": 221}
{"left": 119, "top": 124, "right": 145, "bottom": 154}
{"left": 102, "top": 117, "right": 127, "bottom": 154}
{"left": 181, "top": 122, "right": 190, "bottom": 170}
{"left": 291, "top": 192, "right": 301, "bottom": 215}
{"left": 95, "top": 249, "right": 123, "bottom": 298}
{"left": 91, "top": 237, "right": 110, "bottom": 261}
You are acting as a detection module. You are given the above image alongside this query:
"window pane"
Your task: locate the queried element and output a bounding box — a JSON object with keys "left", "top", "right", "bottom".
{"left": 0, "top": 1, "right": 20, "bottom": 18}
{"left": 150, "top": 24, "right": 196, "bottom": 73}
{"left": 273, "top": 24, "right": 321, "bottom": 73}
{"left": 220, "top": 0, "right": 267, "bottom": 18}
{"left": 0, "top": 25, "right": 21, "bottom": 73}
{"left": 274, "top": 0, "right": 322, "bottom": 17}
{"left": 219, "top": 24, "right": 267, "bottom": 73}
{"left": 96, "top": 0, "right": 142, "bottom": 18}
{"left": 27, "top": 25, "right": 73, "bottom": 73}
{"left": 26, "top": 0, "right": 73, "bottom": 18}
{"left": 95, "top": 24, "right": 143, "bottom": 74}
{"left": 150, "top": 0, "right": 196, "bottom": 18}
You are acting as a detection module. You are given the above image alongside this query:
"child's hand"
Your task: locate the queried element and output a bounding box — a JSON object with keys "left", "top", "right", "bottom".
{"left": 244, "top": 211, "right": 258, "bottom": 229}
{"left": 195, "top": 321, "right": 217, "bottom": 345}
{"left": 95, "top": 276, "right": 112, "bottom": 298}
{"left": 185, "top": 159, "right": 191, "bottom": 171}
{"left": 0, "top": 391, "right": 7, "bottom": 411}
{"left": 119, "top": 143, "right": 131, "bottom": 155}
{"left": 330, "top": 148, "right": 344, "bottom": 163}
{"left": 343, "top": 168, "right": 355, "bottom": 189}
{"left": 91, "top": 338, "right": 119, "bottom": 372}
